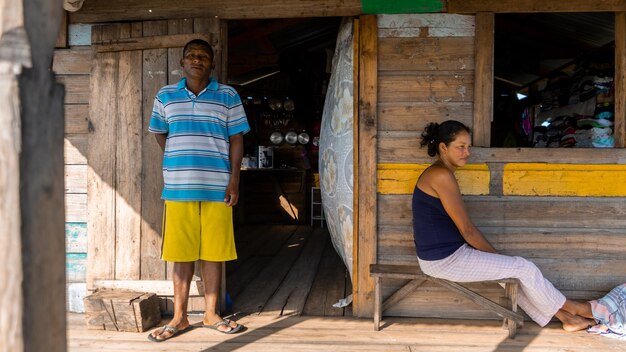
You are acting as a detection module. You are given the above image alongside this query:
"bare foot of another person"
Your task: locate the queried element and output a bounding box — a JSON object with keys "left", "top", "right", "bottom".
{"left": 555, "top": 309, "right": 595, "bottom": 332}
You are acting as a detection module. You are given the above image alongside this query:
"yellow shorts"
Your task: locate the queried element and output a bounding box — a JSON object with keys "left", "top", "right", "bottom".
{"left": 161, "top": 201, "right": 237, "bottom": 262}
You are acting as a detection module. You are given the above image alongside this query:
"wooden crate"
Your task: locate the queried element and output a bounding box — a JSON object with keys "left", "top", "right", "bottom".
{"left": 84, "top": 290, "right": 161, "bottom": 332}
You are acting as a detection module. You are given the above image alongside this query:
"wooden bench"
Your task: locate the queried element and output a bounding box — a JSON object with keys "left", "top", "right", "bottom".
{"left": 370, "top": 264, "right": 524, "bottom": 338}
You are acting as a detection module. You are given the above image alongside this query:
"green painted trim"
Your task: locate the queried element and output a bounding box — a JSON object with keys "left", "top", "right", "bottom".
{"left": 66, "top": 253, "right": 87, "bottom": 283}
{"left": 66, "top": 222, "right": 87, "bottom": 253}
{"left": 362, "top": 0, "right": 444, "bottom": 14}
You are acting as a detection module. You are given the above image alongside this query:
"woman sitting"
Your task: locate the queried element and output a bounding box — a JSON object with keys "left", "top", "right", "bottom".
{"left": 413, "top": 120, "right": 594, "bottom": 331}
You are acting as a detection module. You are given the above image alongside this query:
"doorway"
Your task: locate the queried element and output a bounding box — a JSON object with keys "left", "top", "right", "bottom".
{"left": 225, "top": 17, "right": 352, "bottom": 317}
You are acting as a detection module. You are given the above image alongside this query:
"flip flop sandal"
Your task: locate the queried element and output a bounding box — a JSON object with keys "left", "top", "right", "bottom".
{"left": 147, "top": 325, "right": 194, "bottom": 342}
{"left": 204, "top": 319, "right": 244, "bottom": 334}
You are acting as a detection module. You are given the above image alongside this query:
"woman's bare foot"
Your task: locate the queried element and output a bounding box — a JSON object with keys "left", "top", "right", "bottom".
{"left": 555, "top": 309, "right": 595, "bottom": 332}
{"left": 561, "top": 300, "right": 594, "bottom": 319}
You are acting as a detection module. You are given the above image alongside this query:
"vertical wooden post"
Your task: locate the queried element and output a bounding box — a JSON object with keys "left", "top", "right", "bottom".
{"left": 0, "top": 0, "right": 28, "bottom": 350}
{"left": 19, "top": 0, "right": 66, "bottom": 351}
{"left": 352, "top": 17, "right": 360, "bottom": 311}
{"left": 140, "top": 20, "right": 168, "bottom": 281}
{"left": 373, "top": 277, "right": 381, "bottom": 330}
{"left": 473, "top": 12, "right": 494, "bottom": 147}
{"left": 55, "top": 10, "right": 68, "bottom": 48}
{"left": 0, "top": 66, "right": 25, "bottom": 352}
{"left": 615, "top": 12, "right": 626, "bottom": 148}
{"left": 115, "top": 23, "right": 143, "bottom": 280}
{"left": 355, "top": 14, "right": 377, "bottom": 318}
{"left": 87, "top": 24, "right": 121, "bottom": 288}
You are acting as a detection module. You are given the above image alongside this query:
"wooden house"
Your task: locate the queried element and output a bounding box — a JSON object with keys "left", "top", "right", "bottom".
{"left": 60, "top": 0, "right": 626, "bottom": 318}
{"left": 3, "top": 1, "right": 626, "bottom": 350}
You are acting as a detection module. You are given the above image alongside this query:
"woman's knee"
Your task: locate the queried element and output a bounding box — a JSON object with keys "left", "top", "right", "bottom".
{"left": 514, "top": 256, "right": 542, "bottom": 277}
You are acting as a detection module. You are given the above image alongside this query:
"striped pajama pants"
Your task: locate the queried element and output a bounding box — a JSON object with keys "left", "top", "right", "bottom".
{"left": 418, "top": 244, "right": 566, "bottom": 326}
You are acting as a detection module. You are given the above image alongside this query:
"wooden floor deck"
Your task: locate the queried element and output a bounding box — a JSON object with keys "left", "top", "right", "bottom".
{"left": 227, "top": 224, "right": 352, "bottom": 317}
{"left": 68, "top": 312, "right": 624, "bottom": 351}
{"left": 69, "top": 224, "right": 624, "bottom": 351}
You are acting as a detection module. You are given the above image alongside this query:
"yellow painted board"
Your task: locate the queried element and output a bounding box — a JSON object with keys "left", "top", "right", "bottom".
{"left": 503, "top": 163, "right": 626, "bottom": 196}
{"left": 378, "top": 163, "right": 490, "bottom": 195}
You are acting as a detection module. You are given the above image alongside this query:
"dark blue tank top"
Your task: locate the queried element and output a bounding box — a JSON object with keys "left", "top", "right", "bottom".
{"left": 412, "top": 186, "right": 465, "bottom": 260}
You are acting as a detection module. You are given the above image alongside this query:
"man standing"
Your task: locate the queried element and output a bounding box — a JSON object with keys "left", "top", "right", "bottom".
{"left": 148, "top": 39, "right": 249, "bottom": 342}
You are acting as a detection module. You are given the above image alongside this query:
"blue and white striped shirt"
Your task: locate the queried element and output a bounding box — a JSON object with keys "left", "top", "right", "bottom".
{"left": 149, "top": 78, "right": 250, "bottom": 201}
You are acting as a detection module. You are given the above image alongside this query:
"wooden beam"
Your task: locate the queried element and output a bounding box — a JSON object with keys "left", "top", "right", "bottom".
{"left": 56, "top": 10, "right": 68, "bottom": 48}
{"left": 473, "top": 12, "right": 494, "bottom": 147}
{"left": 430, "top": 277, "right": 524, "bottom": 323}
{"left": 615, "top": 12, "right": 626, "bottom": 148}
{"left": 449, "top": 0, "right": 626, "bottom": 13}
{"left": 87, "top": 24, "right": 120, "bottom": 288}
{"left": 0, "top": 3, "right": 27, "bottom": 350}
{"left": 93, "top": 33, "right": 210, "bottom": 52}
{"left": 352, "top": 17, "right": 360, "bottom": 313}
{"left": 382, "top": 279, "right": 427, "bottom": 312}
{"left": 70, "top": 0, "right": 362, "bottom": 23}
{"left": 140, "top": 20, "right": 168, "bottom": 281}
{"left": 94, "top": 280, "right": 206, "bottom": 296}
{"left": 355, "top": 14, "right": 377, "bottom": 318}
{"left": 114, "top": 23, "right": 143, "bottom": 280}
{"left": 380, "top": 143, "right": 626, "bottom": 164}
{"left": 0, "top": 68, "right": 24, "bottom": 352}
{"left": 19, "top": 0, "right": 67, "bottom": 351}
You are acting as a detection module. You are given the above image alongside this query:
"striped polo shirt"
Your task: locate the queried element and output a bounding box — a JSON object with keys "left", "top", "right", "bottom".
{"left": 149, "top": 78, "right": 250, "bottom": 201}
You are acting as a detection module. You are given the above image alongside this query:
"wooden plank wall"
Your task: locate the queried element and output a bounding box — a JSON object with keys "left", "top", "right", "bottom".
{"left": 54, "top": 38, "right": 91, "bottom": 291}
{"left": 377, "top": 14, "right": 475, "bottom": 165}
{"left": 54, "top": 18, "right": 225, "bottom": 312}
{"left": 85, "top": 19, "right": 223, "bottom": 312}
{"left": 375, "top": 14, "right": 626, "bottom": 321}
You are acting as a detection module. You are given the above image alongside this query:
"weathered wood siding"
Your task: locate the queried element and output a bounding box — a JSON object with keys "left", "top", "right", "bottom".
{"left": 55, "top": 47, "right": 90, "bottom": 225}
{"left": 84, "top": 19, "right": 224, "bottom": 312}
{"left": 378, "top": 14, "right": 475, "bottom": 166}
{"left": 54, "top": 38, "right": 91, "bottom": 298}
{"left": 375, "top": 14, "right": 626, "bottom": 321}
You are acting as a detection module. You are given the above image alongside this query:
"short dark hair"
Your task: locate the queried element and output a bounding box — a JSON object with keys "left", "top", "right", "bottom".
{"left": 420, "top": 120, "right": 471, "bottom": 157}
{"left": 183, "top": 39, "right": 214, "bottom": 60}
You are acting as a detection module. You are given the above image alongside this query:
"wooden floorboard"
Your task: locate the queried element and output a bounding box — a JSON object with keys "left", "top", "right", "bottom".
{"left": 67, "top": 312, "right": 623, "bottom": 352}
{"left": 227, "top": 224, "right": 294, "bottom": 274}
{"left": 227, "top": 255, "right": 273, "bottom": 299}
{"left": 260, "top": 227, "right": 328, "bottom": 316}
{"left": 227, "top": 224, "right": 351, "bottom": 318}
{"left": 231, "top": 226, "right": 314, "bottom": 315}
{"left": 303, "top": 238, "right": 349, "bottom": 317}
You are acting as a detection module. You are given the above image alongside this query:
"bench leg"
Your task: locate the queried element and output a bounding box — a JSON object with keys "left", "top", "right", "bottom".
{"left": 374, "top": 276, "right": 381, "bottom": 331}
{"left": 505, "top": 282, "right": 519, "bottom": 338}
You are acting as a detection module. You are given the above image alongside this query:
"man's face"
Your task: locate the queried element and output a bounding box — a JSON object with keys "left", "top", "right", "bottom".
{"left": 181, "top": 44, "right": 214, "bottom": 80}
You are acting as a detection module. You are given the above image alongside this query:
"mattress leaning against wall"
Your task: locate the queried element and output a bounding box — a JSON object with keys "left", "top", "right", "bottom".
{"left": 319, "top": 17, "right": 355, "bottom": 281}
